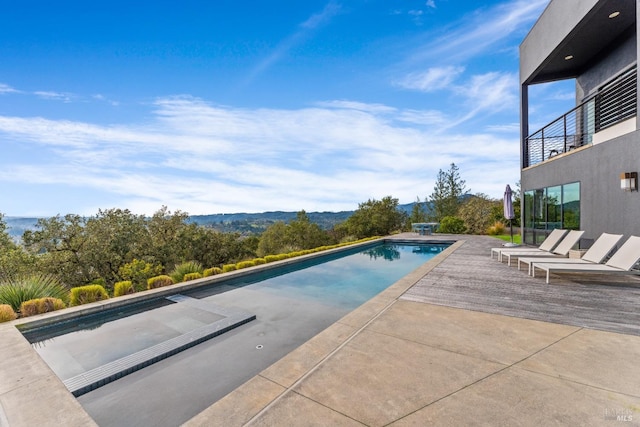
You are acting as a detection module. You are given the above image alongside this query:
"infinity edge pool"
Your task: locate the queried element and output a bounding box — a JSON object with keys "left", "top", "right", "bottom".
{"left": 0, "top": 236, "right": 462, "bottom": 427}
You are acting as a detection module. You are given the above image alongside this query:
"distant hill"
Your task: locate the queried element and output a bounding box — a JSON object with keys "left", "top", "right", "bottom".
{"left": 187, "top": 210, "right": 355, "bottom": 234}
{"left": 187, "top": 202, "right": 427, "bottom": 234}
{"left": 4, "top": 217, "right": 41, "bottom": 241}
{"left": 4, "top": 202, "right": 427, "bottom": 239}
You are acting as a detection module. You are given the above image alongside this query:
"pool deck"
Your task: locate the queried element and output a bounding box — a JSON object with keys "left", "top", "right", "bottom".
{"left": 2, "top": 234, "right": 640, "bottom": 426}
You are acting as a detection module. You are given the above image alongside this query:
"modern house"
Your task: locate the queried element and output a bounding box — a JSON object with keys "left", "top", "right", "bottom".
{"left": 519, "top": 0, "right": 638, "bottom": 246}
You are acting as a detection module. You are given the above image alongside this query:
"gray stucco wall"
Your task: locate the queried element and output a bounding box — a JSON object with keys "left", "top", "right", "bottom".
{"left": 521, "top": 129, "right": 640, "bottom": 241}
{"left": 576, "top": 33, "right": 637, "bottom": 101}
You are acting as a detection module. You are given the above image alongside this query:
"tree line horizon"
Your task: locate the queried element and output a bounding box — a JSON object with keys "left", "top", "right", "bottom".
{"left": 1, "top": 163, "right": 519, "bottom": 293}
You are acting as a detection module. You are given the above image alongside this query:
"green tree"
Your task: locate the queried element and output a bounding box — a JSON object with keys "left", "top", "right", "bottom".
{"left": 118, "top": 259, "right": 163, "bottom": 291}
{"left": 0, "top": 214, "right": 40, "bottom": 279}
{"left": 458, "top": 194, "right": 501, "bottom": 235}
{"left": 438, "top": 216, "right": 467, "bottom": 234}
{"left": 429, "top": 163, "right": 468, "bottom": 222}
{"left": 16, "top": 206, "right": 264, "bottom": 290}
{"left": 146, "top": 206, "right": 191, "bottom": 269}
{"left": 257, "top": 222, "right": 289, "bottom": 256}
{"left": 257, "top": 211, "right": 332, "bottom": 257}
{"left": 512, "top": 181, "right": 521, "bottom": 227}
{"left": 0, "top": 213, "right": 15, "bottom": 252}
{"left": 408, "top": 197, "right": 428, "bottom": 227}
{"left": 83, "top": 208, "right": 149, "bottom": 287}
{"left": 22, "top": 214, "right": 92, "bottom": 287}
{"left": 179, "top": 225, "right": 253, "bottom": 267}
{"left": 285, "top": 211, "right": 331, "bottom": 250}
{"left": 342, "top": 196, "right": 407, "bottom": 239}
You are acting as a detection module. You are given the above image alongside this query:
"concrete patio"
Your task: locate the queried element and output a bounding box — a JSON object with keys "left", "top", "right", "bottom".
{"left": 1, "top": 234, "right": 639, "bottom": 426}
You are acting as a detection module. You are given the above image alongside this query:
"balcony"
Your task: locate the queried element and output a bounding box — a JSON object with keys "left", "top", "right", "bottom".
{"left": 523, "top": 66, "right": 637, "bottom": 168}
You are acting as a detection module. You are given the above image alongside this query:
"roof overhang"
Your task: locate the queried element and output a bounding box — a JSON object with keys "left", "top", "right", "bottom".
{"left": 521, "top": 0, "right": 636, "bottom": 85}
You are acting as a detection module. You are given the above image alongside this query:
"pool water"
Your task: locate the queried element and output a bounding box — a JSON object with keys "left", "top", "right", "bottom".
{"left": 23, "top": 241, "right": 449, "bottom": 427}
{"left": 183, "top": 243, "right": 448, "bottom": 309}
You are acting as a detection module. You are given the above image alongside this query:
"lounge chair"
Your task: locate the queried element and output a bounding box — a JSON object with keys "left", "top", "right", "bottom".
{"left": 518, "top": 232, "right": 623, "bottom": 275}
{"left": 532, "top": 235, "right": 640, "bottom": 284}
{"left": 490, "top": 229, "right": 567, "bottom": 261}
{"left": 501, "top": 230, "right": 584, "bottom": 266}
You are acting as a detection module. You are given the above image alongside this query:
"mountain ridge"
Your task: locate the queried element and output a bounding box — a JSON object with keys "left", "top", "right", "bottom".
{"left": 4, "top": 202, "right": 423, "bottom": 239}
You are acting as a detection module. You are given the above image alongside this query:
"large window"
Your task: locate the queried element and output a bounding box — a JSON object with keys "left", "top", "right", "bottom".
{"left": 523, "top": 182, "right": 580, "bottom": 245}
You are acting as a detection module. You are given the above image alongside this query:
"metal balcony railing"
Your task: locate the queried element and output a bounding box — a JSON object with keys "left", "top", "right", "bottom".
{"left": 524, "top": 66, "right": 637, "bottom": 168}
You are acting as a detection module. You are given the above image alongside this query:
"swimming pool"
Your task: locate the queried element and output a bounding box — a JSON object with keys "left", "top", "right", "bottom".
{"left": 21, "top": 240, "right": 450, "bottom": 427}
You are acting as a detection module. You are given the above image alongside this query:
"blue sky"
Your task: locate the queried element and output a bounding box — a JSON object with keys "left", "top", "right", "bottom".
{"left": 0, "top": 0, "right": 573, "bottom": 217}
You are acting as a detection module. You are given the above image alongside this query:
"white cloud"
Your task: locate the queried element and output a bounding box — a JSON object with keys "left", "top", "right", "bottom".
{"left": 434, "top": 71, "right": 518, "bottom": 129}
{"left": 549, "top": 91, "right": 575, "bottom": 101}
{"left": 301, "top": 1, "right": 342, "bottom": 29}
{"left": 396, "top": 66, "right": 465, "bottom": 92}
{"left": 245, "top": 1, "right": 342, "bottom": 84}
{"left": 425, "top": 0, "right": 436, "bottom": 8}
{"left": 406, "top": 0, "right": 549, "bottom": 64}
{"left": 93, "top": 94, "right": 120, "bottom": 106}
{"left": 0, "top": 83, "right": 19, "bottom": 94}
{"left": 485, "top": 123, "right": 519, "bottom": 133}
{"left": 33, "top": 91, "right": 75, "bottom": 103}
{"left": 0, "top": 97, "right": 520, "bottom": 215}
{"left": 396, "top": 109, "right": 448, "bottom": 126}
{"left": 315, "top": 100, "right": 396, "bottom": 114}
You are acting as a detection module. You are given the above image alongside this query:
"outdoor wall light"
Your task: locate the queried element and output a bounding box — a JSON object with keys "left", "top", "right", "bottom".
{"left": 620, "top": 172, "right": 638, "bottom": 191}
{"left": 564, "top": 55, "right": 574, "bottom": 60}
{"left": 609, "top": 11, "right": 620, "bottom": 19}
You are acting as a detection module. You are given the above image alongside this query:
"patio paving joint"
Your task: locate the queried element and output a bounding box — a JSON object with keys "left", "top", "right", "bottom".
{"left": 384, "top": 330, "right": 592, "bottom": 427}
{"left": 246, "top": 299, "right": 402, "bottom": 424}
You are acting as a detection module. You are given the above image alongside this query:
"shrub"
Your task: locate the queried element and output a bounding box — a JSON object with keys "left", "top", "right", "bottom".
{"left": 169, "top": 261, "right": 204, "bottom": 283}
{"left": 70, "top": 285, "right": 109, "bottom": 306}
{"left": 264, "top": 255, "right": 279, "bottom": 263}
{"left": 438, "top": 216, "right": 467, "bottom": 234}
{"left": 0, "top": 304, "right": 17, "bottom": 322}
{"left": 183, "top": 272, "right": 202, "bottom": 281}
{"left": 236, "top": 261, "right": 256, "bottom": 270}
{"left": 459, "top": 194, "right": 502, "bottom": 235}
{"left": 203, "top": 267, "right": 223, "bottom": 277}
{"left": 486, "top": 221, "right": 506, "bottom": 236}
{"left": 90, "top": 278, "right": 107, "bottom": 287}
{"left": 339, "top": 236, "right": 358, "bottom": 244}
{"left": 119, "top": 259, "right": 164, "bottom": 292}
{"left": 147, "top": 275, "right": 174, "bottom": 290}
{"left": 19, "top": 298, "right": 66, "bottom": 317}
{"left": 252, "top": 258, "right": 267, "bottom": 265}
{"left": 0, "top": 274, "right": 68, "bottom": 312}
{"left": 113, "top": 281, "right": 135, "bottom": 297}
{"left": 222, "top": 264, "right": 236, "bottom": 273}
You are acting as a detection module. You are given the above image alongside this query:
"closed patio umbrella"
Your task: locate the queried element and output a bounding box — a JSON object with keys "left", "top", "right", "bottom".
{"left": 503, "top": 184, "right": 517, "bottom": 246}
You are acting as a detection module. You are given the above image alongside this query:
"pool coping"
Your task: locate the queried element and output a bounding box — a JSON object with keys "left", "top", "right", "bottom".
{"left": 0, "top": 236, "right": 456, "bottom": 426}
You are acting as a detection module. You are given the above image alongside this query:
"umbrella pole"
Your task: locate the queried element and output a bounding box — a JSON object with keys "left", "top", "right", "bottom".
{"left": 510, "top": 219, "right": 514, "bottom": 244}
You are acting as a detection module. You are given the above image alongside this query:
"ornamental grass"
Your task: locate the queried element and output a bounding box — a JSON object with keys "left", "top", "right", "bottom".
{"left": 169, "top": 261, "right": 203, "bottom": 283}
{"left": 0, "top": 274, "right": 68, "bottom": 313}
{"left": 20, "top": 297, "right": 66, "bottom": 317}
{"left": 147, "top": 275, "right": 174, "bottom": 290}
{"left": 69, "top": 284, "right": 109, "bottom": 306}
{"left": 0, "top": 304, "right": 17, "bottom": 322}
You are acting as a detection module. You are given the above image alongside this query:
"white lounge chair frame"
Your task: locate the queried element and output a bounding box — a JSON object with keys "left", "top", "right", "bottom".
{"left": 518, "top": 233, "right": 623, "bottom": 275}
{"left": 490, "top": 229, "right": 568, "bottom": 261}
{"left": 532, "top": 235, "right": 640, "bottom": 284}
{"left": 501, "top": 230, "right": 584, "bottom": 266}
